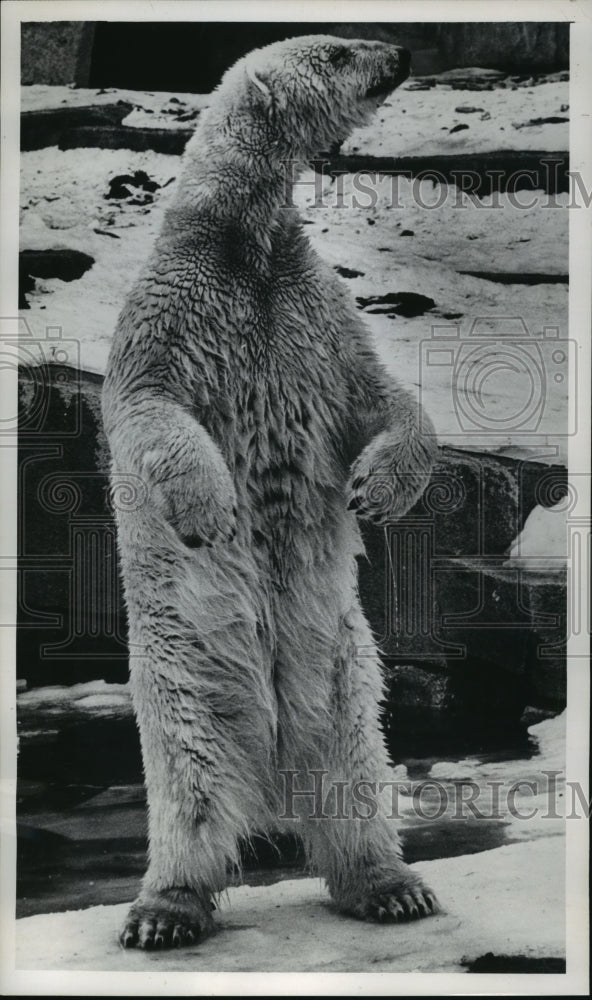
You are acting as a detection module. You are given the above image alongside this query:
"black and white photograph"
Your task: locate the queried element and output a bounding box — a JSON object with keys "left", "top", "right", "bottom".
{"left": 0, "top": 0, "right": 590, "bottom": 994}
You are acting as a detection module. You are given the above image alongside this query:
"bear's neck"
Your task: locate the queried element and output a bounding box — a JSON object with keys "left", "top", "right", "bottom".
{"left": 163, "top": 127, "right": 304, "bottom": 246}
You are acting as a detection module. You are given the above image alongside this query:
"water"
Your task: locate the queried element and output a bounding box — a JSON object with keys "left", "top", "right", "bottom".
{"left": 17, "top": 687, "right": 564, "bottom": 918}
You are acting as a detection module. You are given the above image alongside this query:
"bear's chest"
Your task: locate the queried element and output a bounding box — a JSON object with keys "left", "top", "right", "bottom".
{"left": 199, "top": 265, "right": 350, "bottom": 511}
{"left": 208, "top": 328, "right": 348, "bottom": 501}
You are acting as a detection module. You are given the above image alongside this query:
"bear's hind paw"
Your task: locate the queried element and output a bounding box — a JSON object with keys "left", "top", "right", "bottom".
{"left": 119, "top": 887, "right": 215, "bottom": 950}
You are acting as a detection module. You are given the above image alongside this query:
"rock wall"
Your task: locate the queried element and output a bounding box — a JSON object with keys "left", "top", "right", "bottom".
{"left": 437, "top": 23, "right": 569, "bottom": 73}
{"left": 21, "top": 22, "right": 96, "bottom": 86}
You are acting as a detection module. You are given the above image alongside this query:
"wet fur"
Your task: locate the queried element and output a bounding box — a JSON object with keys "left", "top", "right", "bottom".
{"left": 102, "top": 35, "right": 438, "bottom": 950}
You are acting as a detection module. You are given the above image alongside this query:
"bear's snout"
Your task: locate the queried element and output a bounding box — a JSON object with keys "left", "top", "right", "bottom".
{"left": 364, "top": 44, "right": 411, "bottom": 98}
{"left": 385, "top": 45, "right": 411, "bottom": 86}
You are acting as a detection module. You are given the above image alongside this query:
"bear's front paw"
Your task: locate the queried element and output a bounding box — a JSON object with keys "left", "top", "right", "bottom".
{"left": 352, "top": 883, "right": 439, "bottom": 923}
{"left": 120, "top": 888, "right": 215, "bottom": 950}
{"left": 151, "top": 471, "right": 238, "bottom": 548}
{"left": 143, "top": 447, "right": 238, "bottom": 549}
{"left": 347, "top": 430, "right": 434, "bottom": 525}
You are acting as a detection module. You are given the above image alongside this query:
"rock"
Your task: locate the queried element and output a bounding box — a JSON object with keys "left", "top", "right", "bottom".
{"left": 321, "top": 152, "right": 569, "bottom": 195}
{"left": 105, "top": 169, "right": 161, "bottom": 203}
{"left": 58, "top": 126, "right": 191, "bottom": 155}
{"left": 334, "top": 265, "right": 364, "bottom": 279}
{"left": 521, "top": 704, "right": 557, "bottom": 727}
{"left": 457, "top": 271, "right": 567, "bottom": 285}
{"left": 523, "top": 582, "right": 567, "bottom": 706}
{"left": 360, "top": 449, "right": 567, "bottom": 726}
{"left": 435, "top": 67, "right": 506, "bottom": 83}
{"left": 21, "top": 22, "right": 96, "bottom": 87}
{"left": 383, "top": 663, "right": 456, "bottom": 742}
{"left": 19, "top": 249, "right": 95, "bottom": 307}
{"left": 21, "top": 103, "right": 133, "bottom": 151}
{"left": 19, "top": 715, "right": 141, "bottom": 788}
{"left": 17, "top": 363, "right": 129, "bottom": 688}
{"left": 513, "top": 116, "right": 569, "bottom": 129}
{"left": 355, "top": 291, "right": 434, "bottom": 317}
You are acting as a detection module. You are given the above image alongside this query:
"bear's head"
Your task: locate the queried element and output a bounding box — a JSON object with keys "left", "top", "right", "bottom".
{"left": 208, "top": 34, "right": 410, "bottom": 161}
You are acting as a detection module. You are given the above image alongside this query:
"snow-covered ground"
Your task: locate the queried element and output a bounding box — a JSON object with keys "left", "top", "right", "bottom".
{"left": 20, "top": 146, "right": 177, "bottom": 372}
{"left": 21, "top": 84, "right": 210, "bottom": 129}
{"left": 19, "top": 80, "right": 569, "bottom": 462}
{"left": 17, "top": 710, "right": 567, "bottom": 970}
{"left": 15, "top": 838, "right": 564, "bottom": 973}
{"left": 344, "top": 78, "right": 569, "bottom": 158}
{"left": 16, "top": 699, "right": 567, "bottom": 972}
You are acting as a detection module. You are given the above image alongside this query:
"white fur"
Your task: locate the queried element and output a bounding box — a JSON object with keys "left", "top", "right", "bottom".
{"left": 102, "top": 34, "right": 437, "bottom": 949}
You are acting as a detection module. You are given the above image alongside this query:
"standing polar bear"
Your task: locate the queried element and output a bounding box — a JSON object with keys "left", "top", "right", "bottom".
{"left": 103, "top": 34, "right": 438, "bottom": 950}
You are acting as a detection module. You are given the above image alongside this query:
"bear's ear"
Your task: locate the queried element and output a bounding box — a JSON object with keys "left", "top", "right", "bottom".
{"left": 245, "top": 61, "right": 273, "bottom": 110}
{"left": 328, "top": 45, "right": 350, "bottom": 67}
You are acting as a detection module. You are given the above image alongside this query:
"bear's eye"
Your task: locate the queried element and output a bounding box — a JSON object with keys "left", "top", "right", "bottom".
{"left": 328, "top": 47, "right": 350, "bottom": 67}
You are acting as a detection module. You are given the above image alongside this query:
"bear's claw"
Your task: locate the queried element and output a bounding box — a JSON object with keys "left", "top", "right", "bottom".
{"left": 347, "top": 427, "right": 436, "bottom": 525}
{"left": 119, "top": 888, "right": 215, "bottom": 950}
{"left": 350, "top": 885, "right": 440, "bottom": 923}
{"left": 120, "top": 913, "right": 201, "bottom": 950}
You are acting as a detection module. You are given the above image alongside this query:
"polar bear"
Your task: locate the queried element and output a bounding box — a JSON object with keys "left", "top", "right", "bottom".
{"left": 102, "top": 34, "right": 438, "bottom": 950}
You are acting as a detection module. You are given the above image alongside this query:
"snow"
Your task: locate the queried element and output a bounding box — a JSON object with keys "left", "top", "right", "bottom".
{"left": 345, "top": 79, "right": 569, "bottom": 158}
{"left": 528, "top": 710, "right": 566, "bottom": 761}
{"left": 20, "top": 146, "right": 178, "bottom": 372}
{"left": 21, "top": 85, "right": 209, "bottom": 131}
{"left": 295, "top": 170, "right": 567, "bottom": 274}
{"left": 15, "top": 838, "right": 564, "bottom": 972}
{"left": 504, "top": 501, "right": 568, "bottom": 572}
{"left": 17, "top": 680, "right": 131, "bottom": 715}
{"left": 294, "top": 171, "right": 568, "bottom": 458}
